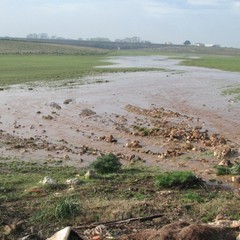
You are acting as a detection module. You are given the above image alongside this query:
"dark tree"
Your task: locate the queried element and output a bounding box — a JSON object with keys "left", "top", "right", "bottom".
{"left": 184, "top": 40, "right": 191, "bottom": 45}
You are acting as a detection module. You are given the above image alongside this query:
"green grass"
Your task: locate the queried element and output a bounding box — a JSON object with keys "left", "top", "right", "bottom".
{"left": 215, "top": 164, "right": 240, "bottom": 175}
{"left": 181, "top": 55, "right": 240, "bottom": 72}
{"left": 90, "top": 153, "right": 122, "bottom": 174}
{"left": 0, "top": 54, "right": 163, "bottom": 86}
{"left": 0, "top": 158, "right": 240, "bottom": 239}
{"left": 155, "top": 171, "right": 201, "bottom": 189}
{"left": 222, "top": 86, "right": 240, "bottom": 101}
{"left": 0, "top": 55, "right": 109, "bottom": 85}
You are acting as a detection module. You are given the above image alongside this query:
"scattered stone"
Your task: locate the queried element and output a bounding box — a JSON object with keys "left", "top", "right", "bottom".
{"left": 214, "top": 145, "right": 232, "bottom": 159}
{"left": 3, "top": 220, "right": 26, "bottom": 235}
{"left": 42, "top": 115, "right": 53, "bottom": 120}
{"left": 218, "top": 159, "right": 233, "bottom": 167}
{"left": 63, "top": 99, "right": 73, "bottom": 104}
{"left": 79, "top": 108, "right": 96, "bottom": 117}
{"left": 63, "top": 154, "right": 70, "bottom": 160}
{"left": 85, "top": 169, "right": 97, "bottom": 179}
{"left": 46, "top": 226, "right": 83, "bottom": 240}
{"left": 105, "top": 134, "right": 117, "bottom": 143}
{"left": 232, "top": 176, "right": 240, "bottom": 183}
{"left": 66, "top": 178, "right": 80, "bottom": 185}
{"left": 40, "top": 176, "right": 57, "bottom": 186}
{"left": 125, "top": 140, "right": 142, "bottom": 148}
{"left": 49, "top": 102, "right": 62, "bottom": 110}
{"left": 84, "top": 225, "right": 114, "bottom": 240}
{"left": 130, "top": 155, "right": 144, "bottom": 163}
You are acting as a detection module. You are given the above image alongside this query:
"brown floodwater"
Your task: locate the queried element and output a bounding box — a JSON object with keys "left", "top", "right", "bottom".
{"left": 0, "top": 56, "right": 239, "bottom": 184}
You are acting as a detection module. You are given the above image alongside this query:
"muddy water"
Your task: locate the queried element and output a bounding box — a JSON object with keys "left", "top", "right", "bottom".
{"left": 0, "top": 56, "right": 239, "bottom": 179}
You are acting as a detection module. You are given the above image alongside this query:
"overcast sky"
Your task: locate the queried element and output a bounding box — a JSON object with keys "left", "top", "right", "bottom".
{"left": 1, "top": 0, "right": 240, "bottom": 48}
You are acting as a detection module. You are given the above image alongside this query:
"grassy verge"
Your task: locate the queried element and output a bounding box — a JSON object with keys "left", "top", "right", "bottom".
{"left": 0, "top": 54, "right": 163, "bottom": 86}
{"left": 0, "top": 158, "right": 239, "bottom": 238}
{"left": 222, "top": 85, "right": 240, "bottom": 101}
{"left": 180, "top": 55, "right": 240, "bottom": 72}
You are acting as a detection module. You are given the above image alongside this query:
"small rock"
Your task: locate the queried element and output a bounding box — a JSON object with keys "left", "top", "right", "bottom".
{"left": 66, "top": 178, "right": 80, "bottom": 185}
{"left": 3, "top": 221, "right": 25, "bottom": 235}
{"left": 46, "top": 226, "right": 83, "bottom": 240}
{"left": 49, "top": 102, "right": 61, "bottom": 110}
{"left": 105, "top": 135, "right": 117, "bottom": 143}
{"left": 218, "top": 159, "right": 232, "bottom": 167}
{"left": 125, "top": 140, "right": 142, "bottom": 148}
{"left": 63, "top": 154, "right": 70, "bottom": 160}
{"left": 85, "top": 170, "right": 97, "bottom": 179}
{"left": 40, "top": 176, "right": 57, "bottom": 186}
{"left": 63, "top": 99, "right": 73, "bottom": 104}
{"left": 232, "top": 176, "right": 240, "bottom": 183}
{"left": 79, "top": 108, "right": 96, "bottom": 117}
{"left": 42, "top": 115, "right": 53, "bottom": 120}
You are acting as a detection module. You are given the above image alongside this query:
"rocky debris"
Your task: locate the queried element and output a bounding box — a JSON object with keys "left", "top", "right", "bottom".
{"left": 49, "top": 102, "right": 61, "bottom": 110}
{"left": 219, "top": 159, "right": 233, "bottom": 167}
{"left": 125, "top": 104, "right": 183, "bottom": 119}
{"left": 232, "top": 176, "right": 240, "bottom": 183}
{"left": 84, "top": 225, "right": 114, "bottom": 240}
{"left": 66, "top": 178, "right": 81, "bottom": 185}
{"left": 214, "top": 145, "right": 232, "bottom": 159}
{"left": 40, "top": 176, "right": 57, "bottom": 186}
{"left": 79, "top": 108, "right": 96, "bottom": 117}
{"left": 104, "top": 135, "right": 117, "bottom": 143}
{"left": 85, "top": 170, "right": 97, "bottom": 179}
{"left": 42, "top": 115, "right": 54, "bottom": 120}
{"left": 125, "top": 140, "right": 142, "bottom": 148}
{"left": 158, "top": 148, "right": 183, "bottom": 159}
{"left": 3, "top": 220, "right": 26, "bottom": 236}
{"left": 63, "top": 154, "right": 70, "bottom": 160}
{"left": 46, "top": 226, "right": 83, "bottom": 240}
{"left": 129, "top": 154, "right": 144, "bottom": 163}
{"left": 63, "top": 99, "right": 73, "bottom": 104}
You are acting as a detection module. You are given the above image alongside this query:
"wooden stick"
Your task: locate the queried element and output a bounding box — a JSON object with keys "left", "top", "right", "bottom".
{"left": 73, "top": 214, "right": 163, "bottom": 229}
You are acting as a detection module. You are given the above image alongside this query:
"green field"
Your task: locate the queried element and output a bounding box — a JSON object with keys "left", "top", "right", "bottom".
{"left": 0, "top": 55, "right": 109, "bottom": 85}
{"left": 181, "top": 55, "right": 240, "bottom": 72}
{"left": 1, "top": 40, "right": 240, "bottom": 86}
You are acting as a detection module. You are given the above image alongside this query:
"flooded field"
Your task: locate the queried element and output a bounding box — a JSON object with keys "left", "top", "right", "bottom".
{"left": 0, "top": 56, "right": 239, "bottom": 182}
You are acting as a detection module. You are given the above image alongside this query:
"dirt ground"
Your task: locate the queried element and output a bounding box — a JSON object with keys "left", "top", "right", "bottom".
{"left": 0, "top": 56, "right": 240, "bottom": 183}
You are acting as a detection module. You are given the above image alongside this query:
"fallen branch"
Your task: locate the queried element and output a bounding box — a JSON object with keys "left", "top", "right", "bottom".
{"left": 73, "top": 214, "right": 163, "bottom": 229}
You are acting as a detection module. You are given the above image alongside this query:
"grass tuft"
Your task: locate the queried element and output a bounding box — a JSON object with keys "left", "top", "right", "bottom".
{"left": 155, "top": 171, "right": 201, "bottom": 189}
{"left": 90, "top": 153, "right": 122, "bottom": 174}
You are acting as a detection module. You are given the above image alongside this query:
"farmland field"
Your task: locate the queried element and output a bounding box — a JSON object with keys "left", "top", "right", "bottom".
{"left": 0, "top": 40, "right": 240, "bottom": 239}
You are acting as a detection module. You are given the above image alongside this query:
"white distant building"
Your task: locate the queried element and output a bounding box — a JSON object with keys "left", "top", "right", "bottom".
{"left": 204, "top": 43, "right": 214, "bottom": 47}
{"left": 195, "top": 43, "right": 204, "bottom": 47}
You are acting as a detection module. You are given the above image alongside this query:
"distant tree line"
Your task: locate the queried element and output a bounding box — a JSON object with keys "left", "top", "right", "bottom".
{"left": 26, "top": 34, "right": 151, "bottom": 44}
{"left": 26, "top": 33, "right": 65, "bottom": 40}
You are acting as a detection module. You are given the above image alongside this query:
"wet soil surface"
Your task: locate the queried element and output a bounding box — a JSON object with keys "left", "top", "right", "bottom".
{"left": 0, "top": 56, "right": 239, "bottom": 184}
